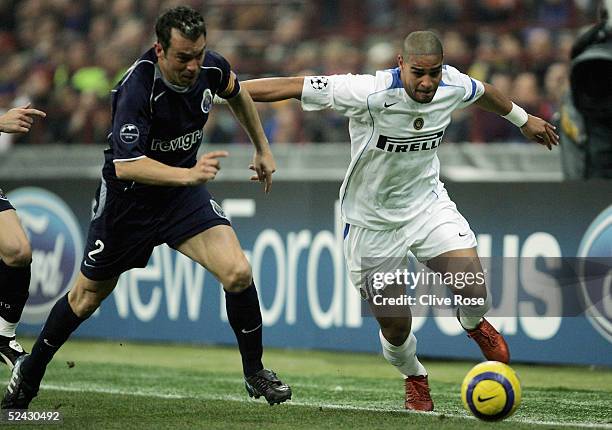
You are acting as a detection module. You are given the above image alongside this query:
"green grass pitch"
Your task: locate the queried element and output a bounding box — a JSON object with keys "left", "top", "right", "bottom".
{"left": 2, "top": 339, "right": 611, "bottom": 429}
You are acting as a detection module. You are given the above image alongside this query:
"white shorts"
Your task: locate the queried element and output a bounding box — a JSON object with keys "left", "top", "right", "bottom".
{"left": 343, "top": 190, "right": 477, "bottom": 291}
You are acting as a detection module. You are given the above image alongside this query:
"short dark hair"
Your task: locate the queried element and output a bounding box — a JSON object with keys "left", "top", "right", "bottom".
{"left": 155, "top": 6, "right": 206, "bottom": 52}
{"left": 403, "top": 31, "right": 443, "bottom": 57}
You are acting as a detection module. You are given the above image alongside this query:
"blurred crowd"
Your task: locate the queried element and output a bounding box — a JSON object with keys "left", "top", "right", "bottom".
{"left": 0, "top": 0, "right": 600, "bottom": 149}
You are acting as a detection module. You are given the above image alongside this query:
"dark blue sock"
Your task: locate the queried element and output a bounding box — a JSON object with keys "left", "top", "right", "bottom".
{"left": 22, "top": 293, "right": 85, "bottom": 384}
{"left": 0, "top": 260, "right": 30, "bottom": 323}
{"left": 225, "top": 282, "right": 264, "bottom": 377}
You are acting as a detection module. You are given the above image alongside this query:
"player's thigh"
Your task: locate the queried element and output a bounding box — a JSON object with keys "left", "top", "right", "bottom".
{"left": 82, "top": 183, "right": 158, "bottom": 280}
{"left": 0, "top": 209, "right": 31, "bottom": 263}
{"left": 174, "top": 224, "right": 251, "bottom": 287}
{"left": 409, "top": 194, "right": 485, "bottom": 296}
{"left": 344, "top": 224, "right": 408, "bottom": 296}
{"left": 410, "top": 193, "right": 477, "bottom": 264}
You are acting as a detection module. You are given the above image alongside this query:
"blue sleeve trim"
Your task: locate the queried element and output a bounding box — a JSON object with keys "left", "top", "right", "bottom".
{"left": 343, "top": 223, "right": 350, "bottom": 239}
{"left": 466, "top": 78, "right": 477, "bottom": 101}
{"left": 439, "top": 80, "right": 461, "bottom": 88}
{"left": 389, "top": 67, "right": 402, "bottom": 89}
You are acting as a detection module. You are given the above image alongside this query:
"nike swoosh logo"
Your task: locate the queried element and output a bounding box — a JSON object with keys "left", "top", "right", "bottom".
{"left": 83, "top": 261, "right": 95, "bottom": 267}
{"left": 477, "top": 395, "right": 497, "bottom": 402}
{"left": 384, "top": 102, "right": 398, "bottom": 108}
{"left": 459, "top": 232, "right": 469, "bottom": 237}
{"left": 43, "top": 338, "right": 57, "bottom": 348}
{"left": 154, "top": 91, "right": 166, "bottom": 102}
{"left": 241, "top": 323, "right": 262, "bottom": 334}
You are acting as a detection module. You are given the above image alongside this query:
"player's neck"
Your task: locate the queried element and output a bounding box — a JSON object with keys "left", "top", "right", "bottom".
{"left": 154, "top": 64, "right": 191, "bottom": 93}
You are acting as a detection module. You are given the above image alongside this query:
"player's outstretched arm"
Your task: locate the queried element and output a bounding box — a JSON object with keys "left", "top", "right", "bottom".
{"left": 475, "top": 83, "right": 559, "bottom": 150}
{"left": 241, "top": 77, "right": 305, "bottom": 102}
{"left": 0, "top": 103, "right": 46, "bottom": 134}
{"left": 114, "top": 152, "right": 227, "bottom": 186}
{"left": 226, "top": 89, "right": 276, "bottom": 193}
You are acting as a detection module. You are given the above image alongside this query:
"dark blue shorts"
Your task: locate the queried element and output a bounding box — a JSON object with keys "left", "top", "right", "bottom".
{"left": 81, "top": 181, "right": 231, "bottom": 281}
{"left": 0, "top": 188, "right": 15, "bottom": 213}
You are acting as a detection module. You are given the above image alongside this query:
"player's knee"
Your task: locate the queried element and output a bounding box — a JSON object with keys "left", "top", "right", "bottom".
{"left": 380, "top": 319, "right": 412, "bottom": 346}
{"left": 222, "top": 262, "right": 253, "bottom": 293}
{"left": 73, "top": 296, "right": 100, "bottom": 317}
{"left": 0, "top": 240, "right": 32, "bottom": 267}
{"left": 70, "top": 289, "right": 105, "bottom": 318}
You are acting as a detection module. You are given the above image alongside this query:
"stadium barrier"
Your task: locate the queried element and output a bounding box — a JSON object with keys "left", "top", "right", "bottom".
{"left": 3, "top": 172, "right": 611, "bottom": 366}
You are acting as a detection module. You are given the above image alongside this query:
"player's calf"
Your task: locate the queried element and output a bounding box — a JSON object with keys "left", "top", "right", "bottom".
{"left": 14, "top": 293, "right": 87, "bottom": 396}
{"left": 0, "top": 259, "right": 31, "bottom": 366}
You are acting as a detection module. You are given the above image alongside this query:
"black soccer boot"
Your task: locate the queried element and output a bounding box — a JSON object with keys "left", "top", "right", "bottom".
{"left": 0, "top": 336, "right": 26, "bottom": 370}
{"left": 1, "top": 355, "right": 38, "bottom": 409}
{"left": 244, "top": 369, "right": 291, "bottom": 405}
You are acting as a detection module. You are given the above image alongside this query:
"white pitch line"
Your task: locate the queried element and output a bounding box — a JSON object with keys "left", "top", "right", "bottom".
{"left": 41, "top": 383, "right": 612, "bottom": 429}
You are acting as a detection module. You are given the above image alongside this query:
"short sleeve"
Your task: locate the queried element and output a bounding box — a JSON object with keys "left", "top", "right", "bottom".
{"left": 443, "top": 65, "right": 485, "bottom": 108}
{"left": 301, "top": 74, "right": 376, "bottom": 121}
{"left": 111, "top": 65, "right": 153, "bottom": 162}
{"left": 205, "top": 50, "right": 241, "bottom": 99}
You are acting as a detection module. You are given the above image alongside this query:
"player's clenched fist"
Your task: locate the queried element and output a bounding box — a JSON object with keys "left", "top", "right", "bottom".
{"left": 0, "top": 103, "right": 46, "bottom": 134}
{"left": 188, "top": 151, "right": 228, "bottom": 184}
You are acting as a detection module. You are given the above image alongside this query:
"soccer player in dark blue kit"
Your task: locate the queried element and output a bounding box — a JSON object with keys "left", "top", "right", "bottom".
{"left": 2, "top": 6, "right": 291, "bottom": 409}
{"left": 0, "top": 104, "right": 46, "bottom": 368}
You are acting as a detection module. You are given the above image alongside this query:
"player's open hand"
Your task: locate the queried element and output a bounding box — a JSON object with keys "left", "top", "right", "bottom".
{"left": 249, "top": 150, "right": 276, "bottom": 194}
{"left": 520, "top": 114, "right": 559, "bottom": 150}
{"left": 190, "top": 151, "right": 228, "bottom": 184}
{"left": 0, "top": 103, "right": 46, "bottom": 134}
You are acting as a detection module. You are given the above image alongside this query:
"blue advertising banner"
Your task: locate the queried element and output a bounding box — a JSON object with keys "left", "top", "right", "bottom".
{"left": 3, "top": 179, "right": 611, "bottom": 366}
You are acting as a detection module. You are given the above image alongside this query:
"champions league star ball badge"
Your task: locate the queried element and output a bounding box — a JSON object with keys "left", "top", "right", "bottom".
{"left": 414, "top": 118, "right": 424, "bottom": 130}
{"left": 310, "top": 77, "right": 328, "bottom": 90}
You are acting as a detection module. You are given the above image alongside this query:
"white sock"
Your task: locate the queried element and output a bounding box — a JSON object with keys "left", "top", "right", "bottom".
{"left": 0, "top": 316, "right": 17, "bottom": 338}
{"left": 458, "top": 287, "right": 492, "bottom": 330}
{"left": 379, "top": 330, "right": 427, "bottom": 378}
{"left": 458, "top": 313, "right": 482, "bottom": 330}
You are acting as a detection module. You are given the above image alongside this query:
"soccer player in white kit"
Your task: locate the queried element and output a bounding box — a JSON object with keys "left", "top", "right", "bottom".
{"left": 239, "top": 31, "right": 559, "bottom": 411}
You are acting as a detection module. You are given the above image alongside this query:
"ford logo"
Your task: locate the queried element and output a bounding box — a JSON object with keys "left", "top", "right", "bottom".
{"left": 7, "top": 188, "right": 83, "bottom": 324}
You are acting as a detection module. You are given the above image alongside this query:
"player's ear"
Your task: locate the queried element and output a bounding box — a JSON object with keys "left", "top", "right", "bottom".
{"left": 154, "top": 42, "right": 165, "bottom": 58}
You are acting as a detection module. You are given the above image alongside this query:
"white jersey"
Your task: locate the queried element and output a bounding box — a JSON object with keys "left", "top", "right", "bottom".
{"left": 301, "top": 65, "right": 485, "bottom": 230}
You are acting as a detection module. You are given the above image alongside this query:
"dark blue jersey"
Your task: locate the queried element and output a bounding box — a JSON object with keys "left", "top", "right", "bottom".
{"left": 102, "top": 47, "right": 240, "bottom": 198}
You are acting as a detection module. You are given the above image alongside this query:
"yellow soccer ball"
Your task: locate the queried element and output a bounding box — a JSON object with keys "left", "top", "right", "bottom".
{"left": 461, "top": 361, "right": 522, "bottom": 421}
